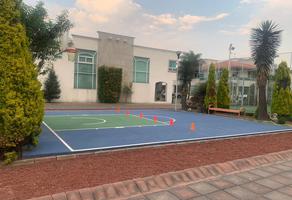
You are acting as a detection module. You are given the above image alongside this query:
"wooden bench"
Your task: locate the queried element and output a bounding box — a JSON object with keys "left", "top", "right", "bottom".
{"left": 208, "top": 105, "right": 243, "bottom": 116}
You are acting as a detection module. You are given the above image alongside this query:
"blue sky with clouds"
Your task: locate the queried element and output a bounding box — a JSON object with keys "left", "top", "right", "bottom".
{"left": 24, "top": 0, "right": 292, "bottom": 60}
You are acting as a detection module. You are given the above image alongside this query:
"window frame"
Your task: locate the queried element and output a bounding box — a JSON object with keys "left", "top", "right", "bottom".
{"left": 74, "top": 50, "right": 96, "bottom": 89}
{"left": 133, "top": 56, "right": 150, "bottom": 83}
{"left": 168, "top": 60, "right": 177, "bottom": 72}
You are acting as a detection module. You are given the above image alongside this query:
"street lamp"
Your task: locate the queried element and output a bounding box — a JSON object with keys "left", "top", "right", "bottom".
{"left": 228, "top": 43, "right": 235, "bottom": 73}
{"left": 175, "top": 51, "right": 182, "bottom": 112}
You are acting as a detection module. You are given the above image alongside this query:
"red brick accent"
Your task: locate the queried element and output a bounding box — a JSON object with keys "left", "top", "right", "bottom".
{"left": 29, "top": 149, "right": 292, "bottom": 200}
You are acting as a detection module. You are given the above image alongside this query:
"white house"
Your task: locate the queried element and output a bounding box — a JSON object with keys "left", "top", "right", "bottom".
{"left": 50, "top": 31, "right": 179, "bottom": 103}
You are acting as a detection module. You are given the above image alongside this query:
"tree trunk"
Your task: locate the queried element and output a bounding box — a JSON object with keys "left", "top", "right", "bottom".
{"left": 16, "top": 144, "right": 22, "bottom": 159}
{"left": 257, "top": 82, "right": 269, "bottom": 120}
{"left": 181, "top": 84, "right": 188, "bottom": 110}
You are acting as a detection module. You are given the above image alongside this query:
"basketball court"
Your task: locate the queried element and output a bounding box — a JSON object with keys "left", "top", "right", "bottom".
{"left": 23, "top": 109, "right": 292, "bottom": 158}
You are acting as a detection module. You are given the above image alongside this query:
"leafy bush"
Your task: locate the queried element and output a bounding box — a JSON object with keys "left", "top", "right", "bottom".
{"left": 122, "top": 84, "right": 133, "bottom": 103}
{"left": 44, "top": 68, "right": 61, "bottom": 102}
{"left": 204, "top": 63, "right": 217, "bottom": 108}
{"left": 4, "top": 151, "right": 18, "bottom": 165}
{"left": 192, "top": 82, "right": 207, "bottom": 112}
{"left": 271, "top": 61, "right": 292, "bottom": 123}
{"left": 98, "top": 66, "right": 122, "bottom": 103}
{"left": 0, "top": 0, "right": 44, "bottom": 159}
{"left": 217, "top": 68, "right": 230, "bottom": 108}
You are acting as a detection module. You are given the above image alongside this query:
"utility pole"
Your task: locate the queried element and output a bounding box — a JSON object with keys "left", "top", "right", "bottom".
{"left": 175, "top": 51, "right": 182, "bottom": 112}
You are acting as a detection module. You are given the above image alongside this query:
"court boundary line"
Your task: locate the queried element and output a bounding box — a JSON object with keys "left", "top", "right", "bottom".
{"left": 70, "top": 128, "right": 292, "bottom": 152}
{"left": 42, "top": 121, "right": 74, "bottom": 152}
{"left": 54, "top": 123, "right": 168, "bottom": 132}
{"left": 129, "top": 114, "right": 171, "bottom": 125}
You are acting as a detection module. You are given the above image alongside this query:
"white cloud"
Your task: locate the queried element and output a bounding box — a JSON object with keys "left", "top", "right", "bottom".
{"left": 179, "top": 13, "right": 229, "bottom": 30}
{"left": 145, "top": 14, "right": 177, "bottom": 25}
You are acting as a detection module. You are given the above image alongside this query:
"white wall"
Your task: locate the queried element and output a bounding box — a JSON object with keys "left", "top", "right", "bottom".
{"left": 52, "top": 55, "right": 97, "bottom": 102}
{"left": 132, "top": 46, "right": 177, "bottom": 103}
{"left": 40, "top": 35, "right": 99, "bottom": 102}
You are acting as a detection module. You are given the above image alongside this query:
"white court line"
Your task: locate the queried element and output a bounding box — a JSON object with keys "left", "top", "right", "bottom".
{"left": 129, "top": 114, "right": 170, "bottom": 125}
{"left": 70, "top": 128, "right": 292, "bottom": 152}
{"left": 55, "top": 123, "right": 168, "bottom": 132}
{"left": 45, "top": 114, "right": 126, "bottom": 117}
{"left": 42, "top": 121, "right": 74, "bottom": 152}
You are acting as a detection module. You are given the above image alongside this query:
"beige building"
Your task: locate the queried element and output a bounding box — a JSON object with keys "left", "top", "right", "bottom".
{"left": 50, "top": 31, "right": 178, "bottom": 103}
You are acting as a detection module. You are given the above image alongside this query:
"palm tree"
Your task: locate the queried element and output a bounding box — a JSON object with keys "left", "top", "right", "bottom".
{"left": 250, "top": 20, "right": 282, "bottom": 120}
{"left": 178, "top": 51, "right": 202, "bottom": 110}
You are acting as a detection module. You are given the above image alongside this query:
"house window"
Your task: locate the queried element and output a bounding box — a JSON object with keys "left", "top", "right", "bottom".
{"left": 133, "top": 57, "right": 150, "bottom": 83}
{"left": 74, "top": 50, "right": 96, "bottom": 89}
{"left": 168, "top": 60, "right": 177, "bottom": 72}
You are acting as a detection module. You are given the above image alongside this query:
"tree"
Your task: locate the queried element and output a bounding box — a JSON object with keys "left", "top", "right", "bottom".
{"left": 44, "top": 68, "right": 61, "bottom": 102}
{"left": 271, "top": 61, "right": 292, "bottom": 120}
{"left": 250, "top": 20, "right": 282, "bottom": 120}
{"left": 204, "top": 63, "right": 217, "bottom": 108}
{"left": 192, "top": 82, "right": 207, "bottom": 112}
{"left": 217, "top": 68, "right": 230, "bottom": 108}
{"left": 122, "top": 84, "right": 133, "bottom": 103}
{"left": 0, "top": 0, "right": 44, "bottom": 160}
{"left": 20, "top": 1, "right": 73, "bottom": 74}
{"left": 178, "top": 51, "right": 202, "bottom": 110}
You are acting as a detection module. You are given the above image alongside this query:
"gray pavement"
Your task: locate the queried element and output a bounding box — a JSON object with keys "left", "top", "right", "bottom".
{"left": 127, "top": 160, "right": 292, "bottom": 200}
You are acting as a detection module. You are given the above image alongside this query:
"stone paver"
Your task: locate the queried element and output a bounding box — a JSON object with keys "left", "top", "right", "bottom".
{"left": 255, "top": 178, "right": 284, "bottom": 189}
{"left": 225, "top": 186, "right": 260, "bottom": 199}
{"left": 241, "top": 182, "right": 272, "bottom": 194}
{"left": 188, "top": 182, "right": 218, "bottom": 195}
{"left": 170, "top": 186, "right": 201, "bottom": 199}
{"left": 28, "top": 149, "right": 292, "bottom": 200}
{"left": 264, "top": 191, "right": 292, "bottom": 200}
{"left": 146, "top": 191, "right": 179, "bottom": 200}
{"left": 206, "top": 191, "right": 237, "bottom": 200}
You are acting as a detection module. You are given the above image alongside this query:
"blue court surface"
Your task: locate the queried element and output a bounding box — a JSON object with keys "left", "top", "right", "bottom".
{"left": 23, "top": 109, "right": 292, "bottom": 158}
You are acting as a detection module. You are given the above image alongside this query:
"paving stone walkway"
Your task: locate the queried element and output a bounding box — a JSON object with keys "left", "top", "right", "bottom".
{"left": 30, "top": 150, "right": 292, "bottom": 200}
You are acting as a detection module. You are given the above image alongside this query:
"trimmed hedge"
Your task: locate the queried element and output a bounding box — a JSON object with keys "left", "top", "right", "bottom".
{"left": 98, "top": 66, "right": 122, "bottom": 103}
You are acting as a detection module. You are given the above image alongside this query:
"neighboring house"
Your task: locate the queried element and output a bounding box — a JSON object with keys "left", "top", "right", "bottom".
{"left": 50, "top": 31, "right": 178, "bottom": 103}
{"left": 193, "top": 58, "right": 260, "bottom": 106}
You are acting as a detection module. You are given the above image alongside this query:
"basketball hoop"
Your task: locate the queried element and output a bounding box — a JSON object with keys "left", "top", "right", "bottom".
{"left": 65, "top": 47, "right": 77, "bottom": 62}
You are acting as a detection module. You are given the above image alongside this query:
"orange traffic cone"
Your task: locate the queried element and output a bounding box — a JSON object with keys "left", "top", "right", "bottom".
{"left": 153, "top": 115, "right": 158, "bottom": 123}
{"left": 190, "top": 122, "right": 196, "bottom": 132}
{"left": 116, "top": 106, "right": 120, "bottom": 113}
{"left": 169, "top": 118, "right": 174, "bottom": 126}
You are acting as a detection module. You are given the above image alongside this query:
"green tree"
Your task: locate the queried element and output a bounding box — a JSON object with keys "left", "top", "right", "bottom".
{"left": 122, "top": 84, "right": 133, "bottom": 103}
{"left": 204, "top": 63, "right": 217, "bottom": 108}
{"left": 250, "top": 20, "right": 282, "bottom": 120}
{"left": 217, "top": 68, "right": 230, "bottom": 108}
{"left": 44, "top": 68, "right": 61, "bottom": 102}
{"left": 192, "top": 82, "right": 207, "bottom": 112}
{"left": 0, "top": 0, "right": 44, "bottom": 159}
{"left": 178, "top": 51, "right": 202, "bottom": 110}
{"left": 20, "top": 1, "right": 73, "bottom": 74}
{"left": 271, "top": 61, "right": 292, "bottom": 118}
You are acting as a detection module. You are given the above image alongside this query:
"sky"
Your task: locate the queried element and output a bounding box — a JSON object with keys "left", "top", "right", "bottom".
{"left": 23, "top": 0, "right": 292, "bottom": 60}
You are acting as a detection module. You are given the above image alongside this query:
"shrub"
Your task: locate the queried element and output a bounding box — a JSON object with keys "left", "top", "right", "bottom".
{"left": 0, "top": 0, "right": 44, "bottom": 159}
{"left": 98, "top": 66, "right": 122, "bottom": 103}
{"left": 122, "top": 84, "right": 133, "bottom": 103}
{"left": 4, "top": 151, "right": 18, "bottom": 165}
{"left": 271, "top": 61, "right": 292, "bottom": 123}
{"left": 44, "top": 68, "right": 61, "bottom": 102}
{"left": 204, "top": 63, "right": 217, "bottom": 108}
{"left": 192, "top": 82, "right": 207, "bottom": 112}
{"left": 217, "top": 68, "right": 230, "bottom": 108}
